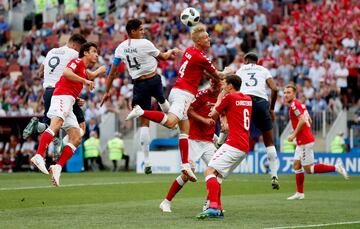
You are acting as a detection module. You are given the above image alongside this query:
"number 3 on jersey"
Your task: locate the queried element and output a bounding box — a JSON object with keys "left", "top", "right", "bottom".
{"left": 179, "top": 60, "right": 188, "bottom": 78}
{"left": 245, "top": 73, "right": 258, "bottom": 87}
{"left": 243, "top": 108, "right": 250, "bottom": 130}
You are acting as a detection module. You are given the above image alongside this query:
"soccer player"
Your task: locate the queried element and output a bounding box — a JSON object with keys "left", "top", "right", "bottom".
{"left": 101, "top": 19, "right": 180, "bottom": 174}
{"left": 160, "top": 80, "right": 221, "bottom": 212}
{"left": 196, "top": 75, "right": 252, "bottom": 219}
{"left": 284, "top": 84, "right": 349, "bottom": 200}
{"left": 126, "top": 24, "right": 233, "bottom": 182}
{"left": 31, "top": 42, "right": 105, "bottom": 186}
{"left": 23, "top": 34, "right": 88, "bottom": 141}
{"left": 235, "top": 52, "right": 280, "bottom": 189}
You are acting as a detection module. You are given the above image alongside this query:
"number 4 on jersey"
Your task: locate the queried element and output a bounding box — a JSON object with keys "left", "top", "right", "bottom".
{"left": 126, "top": 55, "right": 141, "bottom": 70}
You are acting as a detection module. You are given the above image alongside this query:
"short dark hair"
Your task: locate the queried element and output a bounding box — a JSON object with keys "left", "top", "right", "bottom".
{"left": 285, "top": 84, "right": 297, "bottom": 93}
{"left": 79, "top": 42, "right": 97, "bottom": 58}
{"left": 244, "top": 52, "right": 258, "bottom": 63}
{"left": 69, "top": 34, "right": 87, "bottom": 45}
{"left": 225, "top": 74, "right": 242, "bottom": 91}
{"left": 126, "top": 19, "right": 142, "bottom": 35}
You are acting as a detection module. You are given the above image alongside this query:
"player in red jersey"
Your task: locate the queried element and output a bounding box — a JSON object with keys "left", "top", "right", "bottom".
{"left": 159, "top": 80, "right": 221, "bottom": 212}
{"left": 196, "top": 75, "right": 252, "bottom": 219}
{"left": 31, "top": 42, "right": 105, "bottom": 186}
{"left": 284, "top": 84, "right": 349, "bottom": 200}
{"left": 126, "top": 24, "right": 233, "bottom": 182}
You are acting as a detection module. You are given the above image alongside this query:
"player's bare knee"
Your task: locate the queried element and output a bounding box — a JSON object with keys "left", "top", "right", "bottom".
{"left": 303, "top": 165, "right": 312, "bottom": 174}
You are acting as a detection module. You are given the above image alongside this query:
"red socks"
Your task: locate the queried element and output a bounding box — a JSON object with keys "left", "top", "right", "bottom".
{"left": 295, "top": 170, "right": 304, "bottom": 193}
{"left": 179, "top": 135, "right": 189, "bottom": 164}
{"left": 143, "top": 110, "right": 166, "bottom": 124}
{"left": 313, "top": 164, "right": 335, "bottom": 173}
{"left": 206, "top": 176, "right": 220, "bottom": 209}
{"left": 57, "top": 145, "right": 75, "bottom": 167}
{"left": 37, "top": 129, "right": 54, "bottom": 157}
{"left": 166, "top": 176, "right": 186, "bottom": 201}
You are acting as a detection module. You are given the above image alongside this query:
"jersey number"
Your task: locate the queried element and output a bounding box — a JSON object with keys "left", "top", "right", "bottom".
{"left": 245, "top": 73, "right": 258, "bottom": 87}
{"left": 126, "top": 55, "right": 141, "bottom": 70}
{"left": 48, "top": 56, "right": 60, "bottom": 73}
{"left": 178, "top": 60, "right": 188, "bottom": 78}
{"left": 244, "top": 108, "right": 250, "bottom": 131}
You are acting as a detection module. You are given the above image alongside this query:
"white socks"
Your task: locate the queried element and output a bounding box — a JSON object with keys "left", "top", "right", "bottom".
{"left": 159, "top": 100, "right": 170, "bottom": 113}
{"left": 140, "top": 126, "right": 151, "bottom": 167}
{"left": 266, "top": 146, "right": 279, "bottom": 178}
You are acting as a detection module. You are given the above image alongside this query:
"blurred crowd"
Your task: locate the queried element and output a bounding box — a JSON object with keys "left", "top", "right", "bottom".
{"left": 0, "top": 0, "right": 360, "bottom": 170}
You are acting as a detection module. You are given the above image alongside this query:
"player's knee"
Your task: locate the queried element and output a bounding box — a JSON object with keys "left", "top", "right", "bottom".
{"left": 69, "top": 134, "right": 82, "bottom": 147}
{"left": 303, "top": 166, "right": 312, "bottom": 174}
{"left": 165, "top": 119, "right": 177, "bottom": 129}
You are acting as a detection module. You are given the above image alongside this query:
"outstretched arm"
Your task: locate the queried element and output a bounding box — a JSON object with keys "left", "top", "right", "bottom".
{"left": 157, "top": 48, "right": 182, "bottom": 60}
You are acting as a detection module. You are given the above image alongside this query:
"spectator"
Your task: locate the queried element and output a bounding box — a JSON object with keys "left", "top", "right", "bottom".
{"left": 107, "top": 132, "right": 129, "bottom": 171}
{"left": 3, "top": 135, "right": 20, "bottom": 173}
{"left": 335, "top": 61, "right": 349, "bottom": 109}
{"left": 308, "top": 60, "right": 325, "bottom": 90}
{"left": 17, "top": 43, "right": 31, "bottom": 67}
{"left": 20, "top": 136, "right": 36, "bottom": 170}
{"left": 331, "top": 132, "right": 346, "bottom": 153}
{"left": 0, "top": 15, "right": 9, "bottom": 45}
{"left": 120, "top": 77, "right": 133, "bottom": 110}
{"left": 303, "top": 78, "right": 315, "bottom": 100}
{"left": 83, "top": 131, "right": 104, "bottom": 171}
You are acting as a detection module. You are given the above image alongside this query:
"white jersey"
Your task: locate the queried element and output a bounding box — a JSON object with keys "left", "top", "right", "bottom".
{"left": 42, "top": 46, "right": 78, "bottom": 88}
{"left": 236, "top": 63, "right": 272, "bottom": 100}
{"left": 114, "top": 39, "right": 160, "bottom": 80}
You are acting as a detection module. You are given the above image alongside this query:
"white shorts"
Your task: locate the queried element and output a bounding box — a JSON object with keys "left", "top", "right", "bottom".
{"left": 47, "top": 95, "right": 80, "bottom": 130}
{"left": 188, "top": 139, "right": 216, "bottom": 168}
{"left": 294, "top": 142, "right": 315, "bottom": 166}
{"left": 208, "top": 144, "right": 247, "bottom": 178}
{"left": 168, "top": 88, "right": 195, "bottom": 121}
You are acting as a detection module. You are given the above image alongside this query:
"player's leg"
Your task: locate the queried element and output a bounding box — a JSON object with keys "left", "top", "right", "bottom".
{"left": 126, "top": 88, "right": 192, "bottom": 129}
{"left": 132, "top": 84, "right": 154, "bottom": 174}
{"left": 160, "top": 139, "right": 204, "bottom": 212}
{"left": 31, "top": 116, "right": 63, "bottom": 174}
{"left": 253, "top": 99, "right": 279, "bottom": 189}
{"left": 179, "top": 120, "right": 197, "bottom": 182}
{"left": 23, "top": 88, "right": 54, "bottom": 139}
{"left": 197, "top": 144, "right": 245, "bottom": 219}
{"left": 287, "top": 147, "right": 305, "bottom": 200}
{"left": 160, "top": 174, "right": 188, "bottom": 213}
{"left": 139, "top": 118, "right": 152, "bottom": 174}
{"left": 302, "top": 143, "right": 349, "bottom": 179}
{"left": 150, "top": 74, "right": 170, "bottom": 113}
{"left": 50, "top": 126, "right": 81, "bottom": 187}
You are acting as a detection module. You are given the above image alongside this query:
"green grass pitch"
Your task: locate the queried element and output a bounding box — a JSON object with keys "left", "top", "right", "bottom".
{"left": 0, "top": 172, "right": 359, "bottom": 229}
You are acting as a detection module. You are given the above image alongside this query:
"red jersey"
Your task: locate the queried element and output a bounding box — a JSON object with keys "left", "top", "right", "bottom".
{"left": 189, "top": 88, "right": 218, "bottom": 142}
{"left": 289, "top": 99, "right": 315, "bottom": 145}
{"left": 173, "top": 47, "right": 216, "bottom": 95}
{"left": 53, "top": 58, "right": 88, "bottom": 99}
{"left": 215, "top": 92, "right": 252, "bottom": 153}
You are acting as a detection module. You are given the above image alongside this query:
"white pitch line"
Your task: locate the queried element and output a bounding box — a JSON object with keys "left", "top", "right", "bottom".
{"left": 263, "top": 221, "right": 360, "bottom": 229}
{"left": 0, "top": 180, "right": 158, "bottom": 191}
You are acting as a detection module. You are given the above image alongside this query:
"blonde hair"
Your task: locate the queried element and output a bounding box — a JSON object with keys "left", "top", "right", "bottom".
{"left": 191, "top": 23, "right": 207, "bottom": 43}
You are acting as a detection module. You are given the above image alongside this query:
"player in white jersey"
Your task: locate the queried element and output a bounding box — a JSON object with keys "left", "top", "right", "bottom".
{"left": 22, "top": 34, "right": 87, "bottom": 144}
{"left": 235, "top": 52, "right": 280, "bottom": 190}
{"left": 101, "top": 19, "right": 180, "bottom": 174}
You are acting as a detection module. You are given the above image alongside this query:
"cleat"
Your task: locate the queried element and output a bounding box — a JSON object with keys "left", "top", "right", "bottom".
{"left": 159, "top": 199, "right": 172, "bottom": 213}
{"left": 336, "top": 161, "right": 349, "bottom": 180}
{"left": 196, "top": 208, "right": 223, "bottom": 219}
{"left": 181, "top": 163, "right": 197, "bottom": 182}
{"left": 125, "top": 105, "right": 144, "bottom": 121}
{"left": 30, "top": 154, "right": 49, "bottom": 174}
{"left": 144, "top": 166, "right": 152, "bottom": 175}
{"left": 203, "top": 200, "right": 210, "bottom": 211}
{"left": 272, "top": 176, "right": 280, "bottom": 190}
{"left": 23, "top": 117, "right": 39, "bottom": 139}
{"left": 49, "top": 164, "right": 62, "bottom": 187}
{"left": 287, "top": 192, "right": 305, "bottom": 200}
